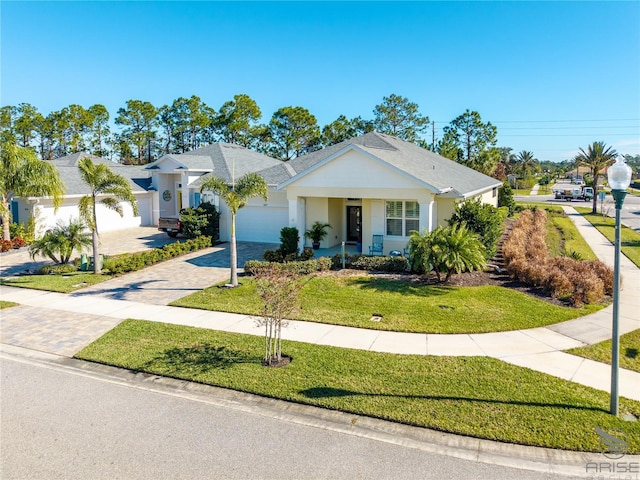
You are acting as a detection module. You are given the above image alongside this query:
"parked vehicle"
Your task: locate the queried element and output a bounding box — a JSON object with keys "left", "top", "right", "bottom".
{"left": 552, "top": 184, "right": 594, "bottom": 201}
{"left": 158, "top": 217, "right": 181, "bottom": 237}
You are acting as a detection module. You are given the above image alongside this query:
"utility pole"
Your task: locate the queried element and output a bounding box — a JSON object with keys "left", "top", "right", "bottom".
{"left": 432, "top": 121, "right": 435, "bottom": 150}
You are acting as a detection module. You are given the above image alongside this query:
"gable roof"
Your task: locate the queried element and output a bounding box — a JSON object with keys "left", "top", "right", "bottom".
{"left": 278, "top": 132, "right": 502, "bottom": 197}
{"left": 48, "top": 153, "right": 151, "bottom": 195}
{"left": 148, "top": 143, "right": 283, "bottom": 186}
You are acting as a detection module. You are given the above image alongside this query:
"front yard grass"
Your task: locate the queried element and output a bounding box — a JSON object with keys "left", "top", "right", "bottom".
{"left": 0, "top": 272, "right": 113, "bottom": 293}
{"left": 75, "top": 319, "right": 640, "bottom": 453}
{"left": 567, "top": 329, "right": 640, "bottom": 373}
{"left": 171, "top": 276, "right": 604, "bottom": 334}
{"left": 575, "top": 207, "right": 640, "bottom": 268}
{"left": 0, "top": 300, "right": 18, "bottom": 309}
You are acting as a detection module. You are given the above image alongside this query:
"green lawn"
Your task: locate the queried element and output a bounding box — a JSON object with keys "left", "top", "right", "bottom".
{"left": 575, "top": 207, "right": 640, "bottom": 268}
{"left": 171, "top": 275, "right": 603, "bottom": 334}
{"left": 567, "top": 329, "right": 640, "bottom": 373}
{"left": 75, "top": 319, "right": 640, "bottom": 453}
{"left": 0, "top": 272, "right": 113, "bottom": 293}
{"left": 0, "top": 300, "right": 18, "bottom": 309}
{"left": 546, "top": 211, "right": 597, "bottom": 260}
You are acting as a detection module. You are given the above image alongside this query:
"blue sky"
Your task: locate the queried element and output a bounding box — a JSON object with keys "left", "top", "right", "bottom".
{"left": 2, "top": 1, "right": 639, "bottom": 162}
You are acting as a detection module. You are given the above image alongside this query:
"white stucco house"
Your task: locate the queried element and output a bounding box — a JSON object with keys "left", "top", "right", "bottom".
{"left": 146, "top": 132, "right": 502, "bottom": 254}
{"left": 10, "top": 152, "right": 154, "bottom": 235}
{"left": 12, "top": 132, "right": 502, "bottom": 255}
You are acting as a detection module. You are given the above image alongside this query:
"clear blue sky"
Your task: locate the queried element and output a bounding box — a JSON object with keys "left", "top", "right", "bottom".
{"left": 2, "top": 1, "right": 639, "bottom": 162}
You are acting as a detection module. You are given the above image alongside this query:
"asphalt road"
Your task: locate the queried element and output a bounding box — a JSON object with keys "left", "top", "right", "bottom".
{"left": 515, "top": 192, "right": 640, "bottom": 232}
{"left": 0, "top": 353, "right": 582, "bottom": 480}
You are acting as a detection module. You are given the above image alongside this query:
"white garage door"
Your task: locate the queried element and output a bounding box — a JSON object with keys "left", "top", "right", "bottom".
{"left": 235, "top": 205, "right": 288, "bottom": 243}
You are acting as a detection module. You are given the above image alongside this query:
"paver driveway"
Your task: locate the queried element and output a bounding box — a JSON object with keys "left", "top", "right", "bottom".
{"left": 71, "top": 241, "right": 276, "bottom": 304}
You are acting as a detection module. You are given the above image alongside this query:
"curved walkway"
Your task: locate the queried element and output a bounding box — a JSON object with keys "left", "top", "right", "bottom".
{"left": 1, "top": 207, "right": 639, "bottom": 401}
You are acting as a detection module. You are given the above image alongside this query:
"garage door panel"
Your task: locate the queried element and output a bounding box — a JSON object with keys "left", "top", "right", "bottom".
{"left": 235, "top": 206, "right": 287, "bottom": 243}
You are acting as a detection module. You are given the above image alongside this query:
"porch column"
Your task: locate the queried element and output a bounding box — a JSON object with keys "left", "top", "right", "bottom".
{"left": 288, "top": 196, "right": 306, "bottom": 252}
{"left": 180, "top": 171, "right": 190, "bottom": 209}
{"left": 419, "top": 200, "right": 434, "bottom": 233}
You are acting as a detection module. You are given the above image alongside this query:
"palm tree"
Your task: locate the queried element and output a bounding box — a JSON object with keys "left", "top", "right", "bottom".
{"left": 199, "top": 172, "right": 268, "bottom": 287}
{"left": 1, "top": 142, "right": 64, "bottom": 240}
{"left": 77, "top": 157, "right": 139, "bottom": 273}
{"left": 574, "top": 141, "right": 618, "bottom": 213}
{"left": 516, "top": 150, "right": 538, "bottom": 179}
{"left": 29, "top": 218, "right": 92, "bottom": 264}
{"left": 431, "top": 224, "right": 487, "bottom": 283}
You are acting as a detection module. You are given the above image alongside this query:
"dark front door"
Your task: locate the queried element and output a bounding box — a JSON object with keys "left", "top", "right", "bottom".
{"left": 346, "top": 206, "right": 361, "bottom": 243}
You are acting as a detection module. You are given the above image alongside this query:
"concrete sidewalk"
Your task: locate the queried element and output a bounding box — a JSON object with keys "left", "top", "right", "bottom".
{"left": 1, "top": 206, "right": 639, "bottom": 401}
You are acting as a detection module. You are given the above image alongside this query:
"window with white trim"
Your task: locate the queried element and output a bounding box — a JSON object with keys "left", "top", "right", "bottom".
{"left": 385, "top": 201, "right": 419, "bottom": 236}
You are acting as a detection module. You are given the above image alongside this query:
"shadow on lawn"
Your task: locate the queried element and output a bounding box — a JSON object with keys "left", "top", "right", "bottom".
{"left": 347, "top": 277, "right": 453, "bottom": 297}
{"left": 299, "top": 386, "right": 607, "bottom": 413}
{"left": 145, "top": 344, "right": 260, "bottom": 374}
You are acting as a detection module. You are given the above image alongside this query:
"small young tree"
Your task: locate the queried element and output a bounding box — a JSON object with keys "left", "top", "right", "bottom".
{"left": 253, "top": 263, "right": 303, "bottom": 366}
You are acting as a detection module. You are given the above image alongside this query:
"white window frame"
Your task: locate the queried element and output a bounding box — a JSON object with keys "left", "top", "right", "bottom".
{"left": 385, "top": 200, "right": 419, "bottom": 237}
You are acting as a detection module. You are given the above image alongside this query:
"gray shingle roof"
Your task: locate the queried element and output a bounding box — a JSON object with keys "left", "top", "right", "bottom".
{"left": 283, "top": 132, "right": 502, "bottom": 197}
{"left": 48, "top": 153, "right": 151, "bottom": 195}
{"left": 151, "top": 143, "right": 283, "bottom": 185}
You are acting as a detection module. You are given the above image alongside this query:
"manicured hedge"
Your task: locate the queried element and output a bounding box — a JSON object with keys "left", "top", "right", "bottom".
{"left": 330, "top": 252, "right": 409, "bottom": 272}
{"left": 103, "top": 236, "right": 212, "bottom": 274}
{"left": 244, "top": 257, "right": 332, "bottom": 276}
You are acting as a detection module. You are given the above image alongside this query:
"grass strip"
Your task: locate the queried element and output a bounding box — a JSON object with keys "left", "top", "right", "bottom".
{"left": 547, "top": 212, "right": 597, "bottom": 260}
{"left": 574, "top": 207, "right": 640, "bottom": 268}
{"left": 567, "top": 330, "right": 640, "bottom": 373}
{"left": 171, "top": 276, "right": 603, "bottom": 334}
{"left": 75, "top": 319, "right": 640, "bottom": 453}
{"left": 0, "top": 272, "right": 113, "bottom": 293}
{"left": 0, "top": 300, "right": 18, "bottom": 309}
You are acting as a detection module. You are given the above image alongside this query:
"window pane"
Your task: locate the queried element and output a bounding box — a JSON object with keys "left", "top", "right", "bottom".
{"left": 405, "top": 219, "right": 419, "bottom": 234}
{"left": 387, "top": 219, "right": 402, "bottom": 236}
{"left": 386, "top": 201, "right": 402, "bottom": 218}
{"left": 405, "top": 201, "right": 419, "bottom": 218}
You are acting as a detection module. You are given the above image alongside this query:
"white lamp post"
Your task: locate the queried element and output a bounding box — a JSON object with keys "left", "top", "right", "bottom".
{"left": 606, "top": 156, "right": 632, "bottom": 416}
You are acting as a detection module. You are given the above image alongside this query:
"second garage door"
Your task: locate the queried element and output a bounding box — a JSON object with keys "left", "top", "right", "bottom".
{"left": 234, "top": 205, "right": 288, "bottom": 243}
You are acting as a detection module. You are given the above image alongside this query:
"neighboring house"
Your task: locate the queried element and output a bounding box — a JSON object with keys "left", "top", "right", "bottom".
{"left": 14, "top": 133, "right": 502, "bottom": 255}
{"left": 145, "top": 143, "right": 290, "bottom": 243}
{"left": 10, "top": 153, "right": 153, "bottom": 235}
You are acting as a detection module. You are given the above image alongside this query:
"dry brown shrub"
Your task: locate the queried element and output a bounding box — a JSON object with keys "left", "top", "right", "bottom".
{"left": 544, "top": 267, "right": 574, "bottom": 299}
{"left": 525, "top": 263, "right": 549, "bottom": 287}
{"left": 589, "top": 260, "right": 614, "bottom": 295}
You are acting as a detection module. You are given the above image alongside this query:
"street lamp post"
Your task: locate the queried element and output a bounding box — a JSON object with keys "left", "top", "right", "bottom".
{"left": 606, "top": 157, "right": 632, "bottom": 416}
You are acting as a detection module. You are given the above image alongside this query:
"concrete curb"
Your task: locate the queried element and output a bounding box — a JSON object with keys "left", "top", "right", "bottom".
{"left": 3, "top": 343, "right": 636, "bottom": 478}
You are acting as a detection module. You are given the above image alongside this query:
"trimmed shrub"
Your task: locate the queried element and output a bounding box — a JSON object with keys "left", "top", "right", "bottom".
{"left": 350, "top": 255, "right": 409, "bottom": 273}
{"left": 1, "top": 239, "right": 13, "bottom": 252}
{"left": 179, "top": 202, "right": 220, "bottom": 240}
{"left": 279, "top": 227, "right": 300, "bottom": 257}
{"left": 36, "top": 263, "right": 78, "bottom": 275}
{"left": 244, "top": 257, "right": 331, "bottom": 276}
{"left": 262, "top": 249, "right": 284, "bottom": 263}
{"left": 103, "top": 236, "right": 211, "bottom": 274}
{"left": 11, "top": 237, "right": 26, "bottom": 249}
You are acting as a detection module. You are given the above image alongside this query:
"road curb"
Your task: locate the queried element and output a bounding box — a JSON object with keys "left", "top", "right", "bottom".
{"left": 3, "top": 343, "right": 631, "bottom": 478}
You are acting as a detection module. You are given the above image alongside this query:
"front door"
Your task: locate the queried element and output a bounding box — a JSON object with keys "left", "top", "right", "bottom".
{"left": 346, "top": 206, "right": 361, "bottom": 243}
